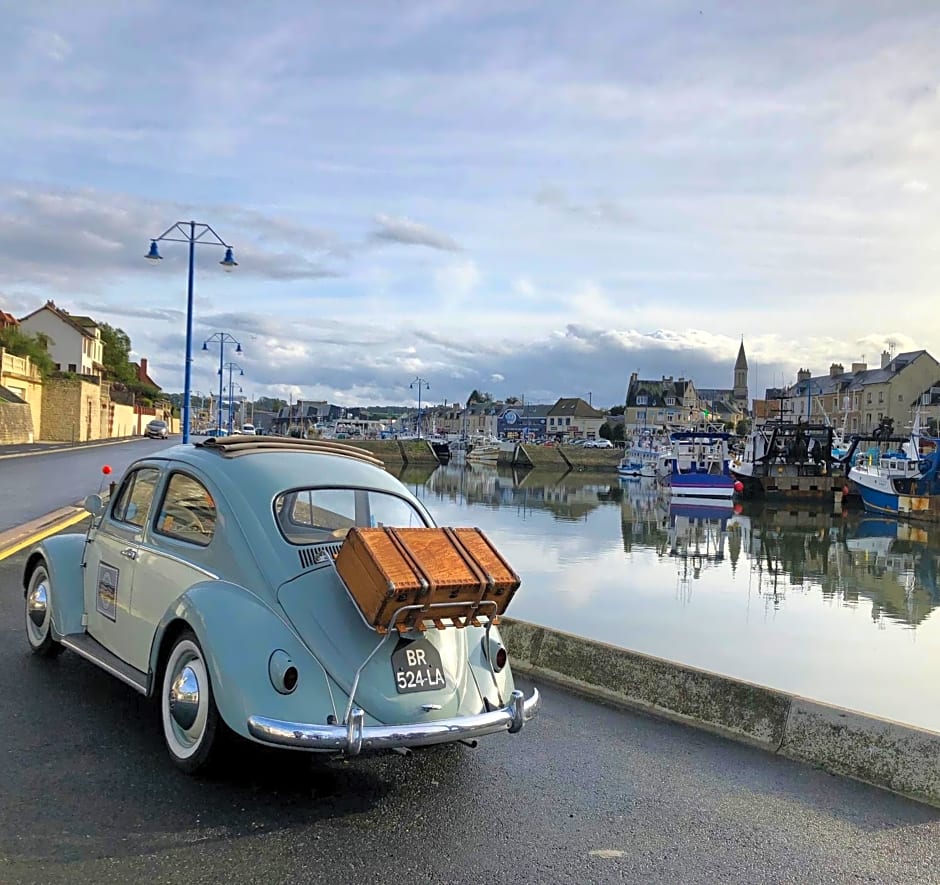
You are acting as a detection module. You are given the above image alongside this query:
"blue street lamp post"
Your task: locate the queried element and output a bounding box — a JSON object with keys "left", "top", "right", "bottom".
{"left": 145, "top": 222, "right": 237, "bottom": 444}
{"left": 221, "top": 362, "right": 244, "bottom": 435}
{"left": 202, "top": 333, "right": 242, "bottom": 434}
{"left": 410, "top": 376, "right": 430, "bottom": 438}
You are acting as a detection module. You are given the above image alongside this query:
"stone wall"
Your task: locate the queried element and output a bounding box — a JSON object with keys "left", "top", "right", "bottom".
{"left": 560, "top": 445, "right": 621, "bottom": 471}
{"left": 516, "top": 444, "right": 569, "bottom": 469}
{"left": 0, "top": 401, "right": 34, "bottom": 444}
{"left": 0, "top": 349, "right": 42, "bottom": 440}
{"left": 352, "top": 439, "right": 406, "bottom": 466}
{"left": 41, "top": 377, "right": 103, "bottom": 442}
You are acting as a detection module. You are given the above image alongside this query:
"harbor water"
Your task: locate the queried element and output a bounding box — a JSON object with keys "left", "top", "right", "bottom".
{"left": 399, "top": 462, "right": 940, "bottom": 733}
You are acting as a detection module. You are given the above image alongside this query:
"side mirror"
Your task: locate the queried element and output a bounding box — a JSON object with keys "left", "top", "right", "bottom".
{"left": 83, "top": 494, "right": 104, "bottom": 517}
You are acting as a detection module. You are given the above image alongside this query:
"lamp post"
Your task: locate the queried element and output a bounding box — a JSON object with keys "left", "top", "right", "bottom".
{"left": 410, "top": 376, "right": 430, "bottom": 438}
{"left": 203, "top": 333, "right": 242, "bottom": 434}
{"left": 145, "top": 221, "right": 237, "bottom": 444}
{"left": 221, "top": 362, "right": 245, "bottom": 435}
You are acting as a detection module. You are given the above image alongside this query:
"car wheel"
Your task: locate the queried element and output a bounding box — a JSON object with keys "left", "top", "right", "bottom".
{"left": 161, "top": 630, "right": 221, "bottom": 774}
{"left": 25, "top": 563, "right": 62, "bottom": 657}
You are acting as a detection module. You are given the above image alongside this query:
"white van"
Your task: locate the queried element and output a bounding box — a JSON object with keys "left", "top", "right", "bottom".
{"left": 241, "top": 423, "right": 255, "bottom": 435}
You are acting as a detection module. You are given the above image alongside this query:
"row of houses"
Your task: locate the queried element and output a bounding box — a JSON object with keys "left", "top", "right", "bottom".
{"left": 754, "top": 349, "right": 940, "bottom": 434}
{"left": 0, "top": 301, "right": 173, "bottom": 445}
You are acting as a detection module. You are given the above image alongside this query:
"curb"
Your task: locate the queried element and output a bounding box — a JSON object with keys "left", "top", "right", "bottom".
{"left": 500, "top": 617, "right": 940, "bottom": 808}
{"left": 0, "top": 505, "right": 89, "bottom": 562}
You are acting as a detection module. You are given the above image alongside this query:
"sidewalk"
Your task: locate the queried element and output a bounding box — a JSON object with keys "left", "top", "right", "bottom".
{"left": 0, "top": 435, "right": 156, "bottom": 460}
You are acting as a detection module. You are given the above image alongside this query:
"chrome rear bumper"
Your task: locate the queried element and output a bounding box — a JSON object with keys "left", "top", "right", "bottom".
{"left": 247, "top": 687, "right": 540, "bottom": 756}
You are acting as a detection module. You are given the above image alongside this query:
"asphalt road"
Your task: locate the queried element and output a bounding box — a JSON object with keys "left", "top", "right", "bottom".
{"left": 0, "top": 437, "right": 180, "bottom": 532}
{"left": 2, "top": 544, "right": 940, "bottom": 883}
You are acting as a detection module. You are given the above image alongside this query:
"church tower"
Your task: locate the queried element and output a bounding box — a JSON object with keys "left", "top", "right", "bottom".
{"left": 733, "top": 339, "right": 748, "bottom": 408}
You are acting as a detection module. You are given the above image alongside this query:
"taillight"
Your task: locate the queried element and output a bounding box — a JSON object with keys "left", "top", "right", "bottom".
{"left": 495, "top": 647, "right": 507, "bottom": 671}
{"left": 483, "top": 636, "right": 508, "bottom": 673}
{"left": 269, "top": 650, "right": 299, "bottom": 694}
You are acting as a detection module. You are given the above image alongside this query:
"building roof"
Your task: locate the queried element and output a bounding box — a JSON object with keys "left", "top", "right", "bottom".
{"left": 625, "top": 377, "right": 695, "bottom": 409}
{"left": 19, "top": 300, "right": 98, "bottom": 339}
{"left": 0, "top": 310, "right": 19, "bottom": 328}
{"left": 500, "top": 404, "right": 552, "bottom": 419}
{"left": 548, "top": 397, "right": 605, "bottom": 418}
{"left": 792, "top": 350, "right": 934, "bottom": 398}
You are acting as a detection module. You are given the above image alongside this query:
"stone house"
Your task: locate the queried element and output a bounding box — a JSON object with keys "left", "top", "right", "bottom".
{"left": 546, "top": 397, "right": 606, "bottom": 440}
{"left": 18, "top": 300, "right": 104, "bottom": 378}
{"left": 624, "top": 374, "right": 701, "bottom": 434}
{"left": 785, "top": 350, "right": 940, "bottom": 434}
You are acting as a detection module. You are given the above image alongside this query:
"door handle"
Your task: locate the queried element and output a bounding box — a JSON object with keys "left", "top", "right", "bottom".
{"left": 120, "top": 548, "right": 138, "bottom": 561}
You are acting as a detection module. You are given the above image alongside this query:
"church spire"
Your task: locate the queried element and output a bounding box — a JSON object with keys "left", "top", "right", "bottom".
{"left": 735, "top": 337, "right": 748, "bottom": 370}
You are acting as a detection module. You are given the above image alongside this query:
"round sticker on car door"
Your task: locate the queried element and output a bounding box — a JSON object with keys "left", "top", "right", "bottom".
{"left": 391, "top": 637, "right": 446, "bottom": 694}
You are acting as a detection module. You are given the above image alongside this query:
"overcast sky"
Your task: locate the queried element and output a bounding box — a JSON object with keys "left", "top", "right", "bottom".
{"left": 1, "top": 1, "right": 937, "bottom": 409}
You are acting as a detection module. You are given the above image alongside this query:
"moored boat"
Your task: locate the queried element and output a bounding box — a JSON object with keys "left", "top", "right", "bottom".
{"left": 666, "top": 431, "right": 735, "bottom": 500}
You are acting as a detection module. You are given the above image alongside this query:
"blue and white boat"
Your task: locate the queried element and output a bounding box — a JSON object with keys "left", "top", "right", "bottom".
{"left": 666, "top": 431, "right": 735, "bottom": 500}
{"left": 618, "top": 436, "right": 672, "bottom": 478}
{"left": 849, "top": 430, "right": 940, "bottom": 518}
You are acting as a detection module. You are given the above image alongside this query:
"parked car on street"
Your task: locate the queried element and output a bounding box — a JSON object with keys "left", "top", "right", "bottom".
{"left": 584, "top": 438, "right": 613, "bottom": 448}
{"left": 145, "top": 419, "right": 169, "bottom": 439}
{"left": 21, "top": 436, "right": 539, "bottom": 773}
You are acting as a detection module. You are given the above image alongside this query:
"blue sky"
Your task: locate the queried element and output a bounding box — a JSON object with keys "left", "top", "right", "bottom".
{"left": 1, "top": 1, "right": 938, "bottom": 408}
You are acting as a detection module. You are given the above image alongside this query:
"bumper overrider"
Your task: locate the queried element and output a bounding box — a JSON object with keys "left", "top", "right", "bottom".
{"left": 247, "top": 687, "right": 540, "bottom": 756}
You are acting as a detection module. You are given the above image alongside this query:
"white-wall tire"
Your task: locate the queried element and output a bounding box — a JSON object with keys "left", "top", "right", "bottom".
{"left": 25, "top": 564, "right": 62, "bottom": 657}
{"left": 161, "top": 631, "right": 220, "bottom": 774}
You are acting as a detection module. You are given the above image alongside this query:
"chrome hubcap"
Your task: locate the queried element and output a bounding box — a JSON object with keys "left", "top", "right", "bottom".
{"left": 27, "top": 583, "right": 48, "bottom": 629}
{"left": 169, "top": 665, "right": 200, "bottom": 731}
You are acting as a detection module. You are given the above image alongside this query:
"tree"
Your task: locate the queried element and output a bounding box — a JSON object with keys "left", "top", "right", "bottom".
{"left": 505, "top": 395, "right": 522, "bottom": 405}
{"left": 466, "top": 389, "right": 493, "bottom": 406}
{"left": 735, "top": 418, "right": 752, "bottom": 437}
{"left": 98, "top": 322, "right": 136, "bottom": 385}
{"left": 0, "top": 327, "right": 55, "bottom": 377}
{"left": 599, "top": 423, "right": 613, "bottom": 440}
{"left": 611, "top": 422, "right": 625, "bottom": 443}
{"left": 607, "top": 405, "right": 625, "bottom": 416}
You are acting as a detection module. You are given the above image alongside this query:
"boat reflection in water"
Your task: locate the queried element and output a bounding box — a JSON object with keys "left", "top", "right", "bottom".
{"left": 405, "top": 462, "right": 940, "bottom": 730}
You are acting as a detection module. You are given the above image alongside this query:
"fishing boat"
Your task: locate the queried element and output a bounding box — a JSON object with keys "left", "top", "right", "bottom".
{"left": 618, "top": 436, "right": 672, "bottom": 478}
{"left": 666, "top": 431, "right": 735, "bottom": 500}
{"left": 465, "top": 434, "right": 502, "bottom": 464}
{"left": 848, "top": 416, "right": 940, "bottom": 518}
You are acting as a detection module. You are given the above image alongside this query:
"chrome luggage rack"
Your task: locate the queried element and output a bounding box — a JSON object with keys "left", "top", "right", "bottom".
{"left": 343, "top": 600, "right": 505, "bottom": 727}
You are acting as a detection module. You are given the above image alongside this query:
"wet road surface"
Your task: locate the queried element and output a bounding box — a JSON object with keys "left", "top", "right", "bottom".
{"left": 1, "top": 540, "right": 939, "bottom": 883}
{"left": 0, "top": 437, "right": 179, "bottom": 532}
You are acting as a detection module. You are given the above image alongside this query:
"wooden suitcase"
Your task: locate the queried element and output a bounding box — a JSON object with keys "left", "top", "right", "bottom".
{"left": 334, "top": 527, "right": 521, "bottom": 631}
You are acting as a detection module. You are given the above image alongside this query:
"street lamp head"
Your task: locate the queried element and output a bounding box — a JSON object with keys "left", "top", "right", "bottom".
{"left": 235, "top": 342, "right": 242, "bottom": 354}
{"left": 202, "top": 341, "right": 209, "bottom": 351}
{"left": 239, "top": 369, "right": 244, "bottom": 376}
{"left": 145, "top": 240, "right": 163, "bottom": 261}
{"left": 220, "top": 247, "right": 238, "bottom": 271}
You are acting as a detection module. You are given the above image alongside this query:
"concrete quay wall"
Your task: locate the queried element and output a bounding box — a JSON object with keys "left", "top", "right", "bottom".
{"left": 352, "top": 440, "right": 406, "bottom": 465}
{"left": 500, "top": 617, "right": 940, "bottom": 808}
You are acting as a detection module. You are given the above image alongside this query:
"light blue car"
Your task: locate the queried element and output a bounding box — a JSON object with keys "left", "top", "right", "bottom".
{"left": 22, "top": 436, "right": 539, "bottom": 774}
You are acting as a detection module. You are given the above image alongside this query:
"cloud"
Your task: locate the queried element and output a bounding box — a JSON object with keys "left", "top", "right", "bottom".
{"left": 434, "top": 259, "right": 479, "bottom": 301}
{"left": 370, "top": 214, "right": 461, "bottom": 251}
{"left": 535, "top": 187, "right": 634, "bottom": 226}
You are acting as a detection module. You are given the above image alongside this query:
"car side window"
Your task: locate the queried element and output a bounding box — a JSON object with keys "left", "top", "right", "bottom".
{"left": 111, "top": 468, "right": 161, "bottom": 529}
{"left": 154, "top": 473, "right": 217, "bottom": 547}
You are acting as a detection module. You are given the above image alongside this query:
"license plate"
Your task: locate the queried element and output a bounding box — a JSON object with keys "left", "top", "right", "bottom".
{"left": 391, "top": 638, "right": 447, "bottom": 694}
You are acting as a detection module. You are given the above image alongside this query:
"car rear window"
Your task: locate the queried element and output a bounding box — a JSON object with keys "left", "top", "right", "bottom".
{"left": 274, "top": 488, "right": 427, "bottom": 545}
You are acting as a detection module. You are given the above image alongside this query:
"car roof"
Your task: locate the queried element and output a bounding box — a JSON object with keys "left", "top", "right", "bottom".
{"left": 143, "top": 436, "right": 414, "bottom": 500}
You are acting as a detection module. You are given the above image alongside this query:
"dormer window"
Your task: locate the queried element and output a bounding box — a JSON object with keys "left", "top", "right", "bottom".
{"left": 636, "top": 395, "right": 648, "bottom": 406}
{"left": 665, "top": 397, "right": 675, "bottom": 406}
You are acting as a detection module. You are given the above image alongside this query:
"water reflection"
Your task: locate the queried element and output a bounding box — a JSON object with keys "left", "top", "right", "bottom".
{"left": 409, "top": 463, "right": 940, "bottom": 730}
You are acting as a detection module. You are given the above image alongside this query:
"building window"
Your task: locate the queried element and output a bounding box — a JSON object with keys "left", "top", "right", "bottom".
{"left": 866, "top": 393, "right": 872, "bottom": 404}
{"left": 68, "top": 363, "right": 77, "bottom": 373}
{"left": 566, "top": 418, "right": 571, "bottom": 426}
{"left": 665, "top": 397, "right": 675, "bottom": 406}
{"left": 636, "top": 395, "right": 648, "bottom": 406}
{"left": 878, "top": 391, "right": 884, "bottom": 403}
{"left": 899, "top": 394, "right": 903, "bottom": 401}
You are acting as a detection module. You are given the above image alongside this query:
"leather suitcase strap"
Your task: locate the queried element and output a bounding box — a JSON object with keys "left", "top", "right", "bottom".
{"left": 382, "top": 528, "right": 434, "bottom": 628}
{"left": 443, "top": 527, "right": 492, "bottom": 591}
{"left": 460, "top": 527, "right": 520, "bottom": 586}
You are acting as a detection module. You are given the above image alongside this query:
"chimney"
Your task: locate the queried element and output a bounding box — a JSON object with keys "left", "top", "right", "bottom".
{"left": 881, "top": 350, "right": 891, "bottom": 369}
{"left": 797, "top": 368, "right": 811, "bottom": 382}
{"left": 851, "top": 362, "right": 867, "bottom": 373}
{"left": 140, "top": 358, "right": 148, "bottom": 378}
{"left": 829, "top": 363, "right": 843, "bottom": 378}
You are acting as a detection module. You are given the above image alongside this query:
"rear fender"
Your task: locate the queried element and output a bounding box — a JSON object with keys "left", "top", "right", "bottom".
{"left": 151, "top": 581, "right": 339, "bottom": 741}
{"left": 23, "top": 533, "right": 88, "bottom": 639}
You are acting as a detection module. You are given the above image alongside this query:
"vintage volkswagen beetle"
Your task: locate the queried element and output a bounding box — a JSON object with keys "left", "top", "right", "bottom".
{"left": 23, "top": 436, "right": 539, "bottom": 773}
